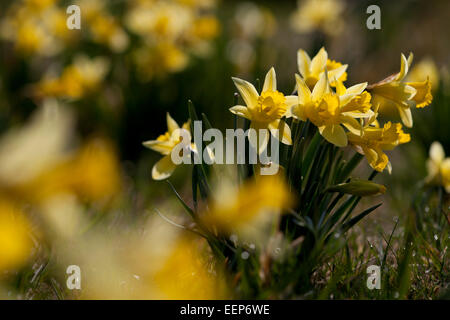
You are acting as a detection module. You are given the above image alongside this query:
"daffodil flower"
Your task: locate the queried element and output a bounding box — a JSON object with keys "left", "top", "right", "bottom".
{"left": 426, "top": 142, "right": 450, "bottom": 193}
{"left": 143, "top": 113, "right": 192, "bottom": 180}
{"left": 289, "top": 72, "right": 372, "bottom": 147}
{"left": 368, "top": 53, "right": 433, "bottom": 128}
{"left": 230, "top": 67, "right": 297, "bottom": 153}
{"left": 297, "top": 47, "right": 348, "bottom": 89}
{"left": 347, "top": 121, "right": 410, "bottom": 172}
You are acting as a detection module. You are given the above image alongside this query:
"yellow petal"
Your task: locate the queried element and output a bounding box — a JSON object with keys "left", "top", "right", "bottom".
{"left": 232, "top": 77, "right": 259, "bottom": 110}
{"left": 166, "top": 113, "right": 179, "bottom": 134}
{"left": 268, "top": 119, "right": 292, "bottom": 145}
{"left": 297, "top": 49, "right": 311, "bottom": 78}
{"left": 229, "top": 105, "right": 252, "bottom": 120}
{"left": 262, "top": 67, "right": 277, "bottom": 92}
{"left": 341, "top": 116, "right": 363, "bottom": 135}
{"left": 295, "top": 73, "right": 311, "bottom": 105}
{"left": 182, "top": 119, "right": 191, "bottom": 132}
{"left": 143, "top": 140, "right": 173, "bottom": 155}
{"left": 397, "top": 106, "right": 413, "bottom": 128}
{"left": 310, "top": 47, "right": 328, "bottom": 76}
{"left": 152, "top": 155, "right": 177, "bottom": 180}
{"left": 429, "top": 141, "right": 445, "bottom": 163}
{"left": 328, "top": 64, "right": 348, "bottom": 84}
{"left": 319, "top": 124, "right": 348, "bottom": 147}
{"left": 407, "top": 78, "right": 433, "bottom": 108}
{"left": 362, "top": 146, "right": 389, "bottom": 172}
{"left": 284, "top": 95, "right": 298, "bottom": 118}
{"left": 345, "top": 82, "right": 368, "bottom": 96}
{"left": 248, "top": 123, "right": 269, "bottom": 154}
{"left": 311, "top": 72, "right": 331, "bottom": 101}
{"left": 395, "top": 53, "right": 410, "bottom": 81}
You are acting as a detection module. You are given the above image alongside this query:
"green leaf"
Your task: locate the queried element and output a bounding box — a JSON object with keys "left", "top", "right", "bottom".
{"left": 167, "top": 180, "right": 195, "bottom": 218}
{"left": 338, "top": 152, "right": 364, "bottom": 182}
{"left": 342, "top": 203, "right": 382, "bottom": 233}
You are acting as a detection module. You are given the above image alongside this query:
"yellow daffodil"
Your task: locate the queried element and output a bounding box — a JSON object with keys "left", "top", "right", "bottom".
{"left": 368, "top": 53, "right": 433, "bottom": 128}
{"left": 289, "top": 72, "right": 373, "bottom": 147}
{"left": 347, "top": 121, "right": 410, "bottom": 172}
{"left": 203, "top": 175, "right": 293, "bottom": 237}
{"left": 290, "top": 0, "right": 345, "bottom": 36}
{"left": 230, "top": 68, "right": 296, "bottom": 152}
{"left": 0, "top": 200, "right": 33, "bottom": 271}
{"left": 426, "top": 142, "right": 450, "bottom": 193}
{"left": 297, "top": 47, "right": 348, "bottom": 89}
{"left": 143, "top": 113, "right": 192, "bottom": 180}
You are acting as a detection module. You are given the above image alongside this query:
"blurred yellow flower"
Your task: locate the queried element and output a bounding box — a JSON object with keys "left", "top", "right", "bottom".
{"left": 203, "top": 175, "right": 293, "bottom": 237}
{"left": 68, "top": 139, "right": 122, "bottom": 201}
{"left": 368, "top": 53, "right": 433, "bottom": 128}
{"left": 290, "top": 73, "right": 372, "bottom": 147}
{"left": 0, "top": 200, "right": 33, "bottom": 272}
{"left": 35, "top": 55, "right": 109, "bottom": 99}
{"left": 0, "top": 1, "right": 73, "bottom": 56}
{"left": 347, "top": 121, "right": 411, "bottom": 172}
{"left": 230, "top": 68, "right": 297, "bottom": 152}
{"left": 143, "top": 113, "right": 191, "bottom": 180}
{"left": 125, "top": 0, "right": 219, "bottom": 79}
{"left": 78, "top": 0, "right": 129, "bottom": 52}
{"left": 19, "top": 138, "right": 121, "bottom": 204}
{"left": 0, "top": 100, "right": 72, "bottom": 188}
{"left": 426, "top": 142, "right": 450, "bottom": 193}
{"left": 234, "top": 2, "right": 277, "bottom": 39}
{"left": 153, "top": 236, "right": 227, "bottom": 299}
{"left": 132, "top": 42, "right": 189, "bottom": 81}
{"left": 297, "top": 47, "right": 348, "bottom": 89}
{"left": 290, "top": 0, "right": 345, "bottom": 36}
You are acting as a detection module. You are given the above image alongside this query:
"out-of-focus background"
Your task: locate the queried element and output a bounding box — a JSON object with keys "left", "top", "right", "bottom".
{"left": 0, "top": 0, "right": 449, "bottom": 299}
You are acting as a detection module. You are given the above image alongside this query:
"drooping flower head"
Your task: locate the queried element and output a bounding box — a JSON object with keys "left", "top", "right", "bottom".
{"left": 368, "top": 53, "right": 433, "bottom": 128}
{"left": 347, "top": 121, "right": 411, "bottom": 172}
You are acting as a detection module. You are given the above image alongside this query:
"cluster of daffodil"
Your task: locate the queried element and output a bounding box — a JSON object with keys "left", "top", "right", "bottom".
{"left": 0, "top": 0, "right": 220, "bottom": 101}
{"left": 146, "top": 48, "right": 433, "bottom": 180}
{"left": 125, "top": 0, "right": 220, "bottom": 81}
{"left": 33, "top": 55, "right": 110, "bottom": 100}
{"left": 0, "top": 0, "right": 127, "bottom": 56}
{"left": 0, "top": 100, "right": 121, "bottom": 276}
